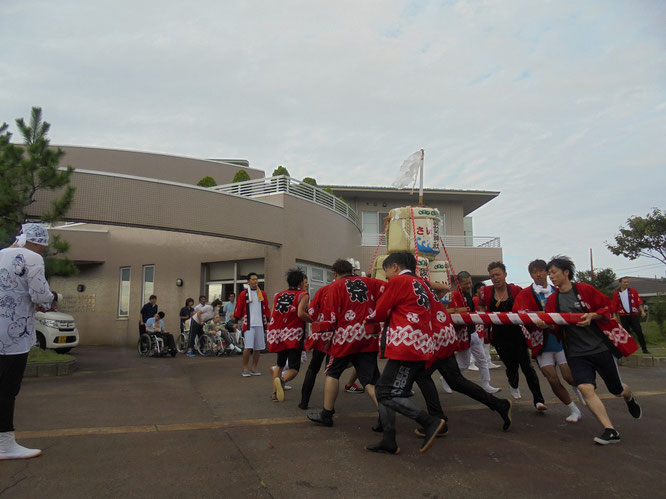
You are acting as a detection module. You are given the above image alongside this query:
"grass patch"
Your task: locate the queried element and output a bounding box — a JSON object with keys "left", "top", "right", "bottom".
{"left": 27, "top": 347, "right": 73, "bottom": 363}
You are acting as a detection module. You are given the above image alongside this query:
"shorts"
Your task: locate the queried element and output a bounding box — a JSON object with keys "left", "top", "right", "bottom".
{"left": 277, "top": 348, "right": 302, "bottom": 371}
{"left": 537, "top": 349, "right": 568, "bottom": 368}
{"left": 567, "top": 350, "right": 624, "bottom": 395}
{"left": 244, "top": 326, "right": 266, "bottom": 351}
{"left": 325, "top": 352, "right": 379, "bottom": 387}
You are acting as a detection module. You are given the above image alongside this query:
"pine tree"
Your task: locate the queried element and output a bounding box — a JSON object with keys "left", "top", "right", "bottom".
{"left": 0, "top": 107, "right": 77, "bottom": 277}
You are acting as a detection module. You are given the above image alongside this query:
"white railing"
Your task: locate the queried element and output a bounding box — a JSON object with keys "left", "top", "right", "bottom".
{"left": 361, "top": 233, "right": 500, "bottom": 248}
{"left": 212, "top": 175, "right": 360, "bottom": 228}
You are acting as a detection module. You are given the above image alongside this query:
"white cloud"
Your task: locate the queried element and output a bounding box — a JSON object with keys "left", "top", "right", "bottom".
{"left": 1, "top": 0, "right": 664, "bottom": 282}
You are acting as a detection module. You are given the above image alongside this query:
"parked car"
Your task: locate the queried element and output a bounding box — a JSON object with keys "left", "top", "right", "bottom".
{"left": 34, "top": 310, "right": 80, "bottom": 354}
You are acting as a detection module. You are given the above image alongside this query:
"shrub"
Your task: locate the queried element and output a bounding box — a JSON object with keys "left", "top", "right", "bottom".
{"left": 196, "top": 176, "right": 217, "bottom": 187}
{"left": 232, "top": 170, "right": 251, "bottom": 183}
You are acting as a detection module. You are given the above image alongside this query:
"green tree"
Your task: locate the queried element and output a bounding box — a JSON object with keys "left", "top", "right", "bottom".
{"left": 272, "top": 165, "right": 290, "bottom": 177}
{"left": 575, "top": 267, "right": 617, "bottom": 296}
{"left": 606, "top": 208, "right": 666, "bottom": 266}
{"left": 0, "top": 107, "right": 77, "bottom": 277}
{"left": 649, "top": 293, "right": 666, "bottom": 335}
{"left": 232, "top": 169, "right": 251, "bottom": 183}
{"left": 196, "top": 175, "right": 216, "bottom": 187}
{"left": 302, "top": 177, "right": 318, "bottom": 187}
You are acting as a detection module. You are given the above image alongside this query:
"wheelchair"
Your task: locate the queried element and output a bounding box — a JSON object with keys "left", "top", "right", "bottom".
{"left": 137, "top": 333, "right": 177, "bottom": 357}
{"left": 176, "top": 319, "right": 191, "bottom": 353}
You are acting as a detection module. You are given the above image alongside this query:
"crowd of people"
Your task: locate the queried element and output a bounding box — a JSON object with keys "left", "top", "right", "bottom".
{"left": 0, "top": 222, "right": 648, "bottom": 460}
{"left": 259, "top": 253, "right": 646, "bottom": 454}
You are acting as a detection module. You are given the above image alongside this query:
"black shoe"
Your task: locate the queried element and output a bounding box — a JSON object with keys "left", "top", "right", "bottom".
{"left": 420, "top": 418, "right": 446, "bottom": 454}
{"left": 307, "top": 410, "right": 334, "bottom": 427}
{"left": 414, "top": 423, "right": 448, "bottom": 438}
{"left": 498, "top": 399, "right": 513, "bottom": 431}
{"left": 594, "top": 428, "right": 620, "bottom": 445}
{"left": 642, "top": 349, "right": 651, "bottom": 355}
{"left": 298, "top": 402, "right": 309, "bottom": 410}
{"left": 626, "top": 396, "right": 642, "bottom": 419}
{"left": 365, "top": 440, "right": 400, "bottom": 455}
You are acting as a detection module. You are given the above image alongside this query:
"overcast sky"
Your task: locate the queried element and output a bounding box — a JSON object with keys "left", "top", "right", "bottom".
{"left": 2, "top": 0, "right": 665, "bottom": 285}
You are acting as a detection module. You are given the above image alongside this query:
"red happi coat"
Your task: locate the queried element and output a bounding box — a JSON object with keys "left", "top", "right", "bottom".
{"left": 430, "top": 293, "right": 458, "bottom": 363}
{"left": 513, "top": 285, "right": 554, "bottom": 358}
{"left": 234, "top": 288, "right": 270, "bottom": 332}
{"left": 610, "top": 288, "right": 643, "bottom": 316}
{"left": 367, "top": 272, "right": 434, "bottom": 362}
{"left": 545, "top": 282, "right": 638, "bottom": 358}
{"left": 478, "top": 283, "right": 524, "bottom": 343}
{"left": 305, "top": 284, "right": 333, "bottom": 352}
{"left": 449, "top": 290, "right": 472, "bottom": 350}
{"left": 267, "top": 289, "right": 308, "bottom": 352}
{"left": 324, "top": 275, "right": 385, "bottom": 357}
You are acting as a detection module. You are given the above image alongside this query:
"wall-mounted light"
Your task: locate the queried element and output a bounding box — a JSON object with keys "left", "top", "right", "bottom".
{"left": 176, "top": 278, "right": 184, "bottom": 287}
{"left": 77, "top": 284, "right": 86, "bottom": 293}
{"left": 382, "top": 202, "right": 387, "bottom": 207}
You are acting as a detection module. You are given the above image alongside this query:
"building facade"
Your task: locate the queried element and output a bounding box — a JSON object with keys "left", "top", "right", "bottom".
{"left": 29, "top": 147, "right": 501, "bottom": 346}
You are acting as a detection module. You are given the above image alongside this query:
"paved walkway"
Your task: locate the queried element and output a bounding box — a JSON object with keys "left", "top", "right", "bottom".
{"left": 1, "top": 346, "right": 665, "bottom": 498}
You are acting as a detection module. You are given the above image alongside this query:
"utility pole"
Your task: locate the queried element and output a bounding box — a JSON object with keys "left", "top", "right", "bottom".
{"left": 590, "top": 248, "right": 595, "bottom": 281}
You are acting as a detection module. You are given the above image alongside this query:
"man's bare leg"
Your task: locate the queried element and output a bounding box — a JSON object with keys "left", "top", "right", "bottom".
{"left": 365, "top": 384, "right": 378, "bottom": 408}
{"left": 242, "top": 349, "right": 251, "bottom": 371}
{"left": 323, "top": 376, "right": 340, "bottom": 411}
{"left": 251, "top": 350, "right": 261, "bottom": 371}
{"left": 579, "top": 383, "right": 612, "bottom": 428}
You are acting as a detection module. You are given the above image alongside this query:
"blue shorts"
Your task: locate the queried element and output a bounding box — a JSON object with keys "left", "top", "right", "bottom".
{"left": 244, "top": 326, "right": 266, "bottom": 351}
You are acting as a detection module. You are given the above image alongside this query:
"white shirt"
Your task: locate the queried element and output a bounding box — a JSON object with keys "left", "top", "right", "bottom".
{"left": 193, "top": 304, "right": 215, "bottom": 325}
{"left": 248, "top": 289, "right": 263, "bottom": 327}
{"left": 619, "top": 289, "right": 630, "bottom": 313}
{"left": 0, "top": 247, "right": 55, "bottom": 354}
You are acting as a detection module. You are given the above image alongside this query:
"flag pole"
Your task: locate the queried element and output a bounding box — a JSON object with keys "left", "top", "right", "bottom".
{"left": 418, "top": 149, "right": 424, "bottom": 206}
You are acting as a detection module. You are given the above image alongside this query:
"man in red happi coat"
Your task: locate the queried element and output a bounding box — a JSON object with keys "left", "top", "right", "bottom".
{"left": 610, "top": 277, "right": 649, "bottom": 354}
{"left": 267, "top": 268, "right": 311, "bottom": 402}
{"left": 307, "top": 259, "right": 385, "bottom": 427}
{"left": 365, "top": 251, "right": 445, "bottom": 455}
{"left": 545, "top": 256, "right": 642, "bottom": 445}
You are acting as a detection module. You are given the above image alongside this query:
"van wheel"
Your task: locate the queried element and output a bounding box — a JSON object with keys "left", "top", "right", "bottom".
{"left": 55, "top": 348, "right": 72, "bottom": 354}
{"left": 36, "top": 333, "right": 46, "bottom": 350}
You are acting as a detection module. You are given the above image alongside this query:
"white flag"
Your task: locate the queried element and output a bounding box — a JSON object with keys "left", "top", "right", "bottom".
{"left": 392, "top": 150, "right": 422, "bottom": 189}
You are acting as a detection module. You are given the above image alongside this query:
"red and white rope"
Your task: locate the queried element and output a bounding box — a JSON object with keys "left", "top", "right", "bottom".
{"left": 450, "top": 312, "right": 585, "bottom": 327}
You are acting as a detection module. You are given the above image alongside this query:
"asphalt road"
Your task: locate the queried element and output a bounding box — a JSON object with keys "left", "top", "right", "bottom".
{"left": 1, "top": 346, "right": 665, "bottom": 498}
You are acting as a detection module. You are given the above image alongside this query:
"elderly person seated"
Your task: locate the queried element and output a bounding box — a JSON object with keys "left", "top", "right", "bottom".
{"left": 145, "top": 312, "right": 177, "bottom": 355}
{"left": 204, "top": 314, "right": 242, "bottom": 354}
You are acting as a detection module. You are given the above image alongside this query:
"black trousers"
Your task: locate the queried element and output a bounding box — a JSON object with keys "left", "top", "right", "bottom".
{"left": 620, "top": 315, "right": 648, "bottom": 352}
{"left": 375, "top": 359, "right": 437, "bottom": 441}
{"left": 415, "top": 355, "right": 504, "bottom": 419}
{"left": 300, "top": 349, "right": 327, "bottom": 407}
{"left": 139, "top": 324, "right": 146, "bottom": 336}
{"left": 0, "top": 353, "right": 29, "bottom": 432}
{"left": 188, "top": 321, "right": 203, "bottom": 350}
{"left": 492, "top": 330, "right": 544, "bottom": 405}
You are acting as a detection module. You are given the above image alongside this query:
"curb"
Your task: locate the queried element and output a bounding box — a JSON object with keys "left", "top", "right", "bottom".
{"left": 24, "top": 359, "right": 77, "bottom": 377}
{"left": 618, "top": 355, "right": 666, "bottom": 368}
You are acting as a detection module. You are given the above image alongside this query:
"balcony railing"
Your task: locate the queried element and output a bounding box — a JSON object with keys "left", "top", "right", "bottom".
{"left": 211, "top": 175, "right": 360, "bottom": 229}
{"left": 361, "top": 233, "right": 500, "bottom": 248}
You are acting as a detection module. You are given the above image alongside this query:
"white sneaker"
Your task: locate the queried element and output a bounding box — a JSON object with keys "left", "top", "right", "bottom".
{"left": 0, "top": 432, "right": 41, "bottom": 460}
{"left": 467, "top": 362, "right": 479, "bottom": 372}
{"left": 440, "top": 375, "right": 453, "bottom": 394}
{"left": 283, "top": 384, "right": 292, "bottom": 391}
{"left": 510, "top": 387, "right": 522, "bottom": 400}
{"left": 535, "top": 402, "right": 547, "bottom": 411}
{"left": 488, "top": 362, "right": 501, "bottom": 369}
{"left": 482, "top": 383, "right": 501, "bottom": 394}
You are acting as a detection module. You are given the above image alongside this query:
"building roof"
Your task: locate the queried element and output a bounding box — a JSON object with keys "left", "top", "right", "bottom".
{"left": 611, "top": 276, "right": 666, "bottom": 297}
{"left": 322, "top": 185, "right": 500, "bottom": 216}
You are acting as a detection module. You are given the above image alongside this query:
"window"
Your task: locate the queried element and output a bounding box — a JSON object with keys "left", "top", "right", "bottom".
{"left": 362, "top": 211, "right": 389, "bottom": 246}
{"left": 142, "top": 265, "right": 155, "bottom": 305}
{"left": 118, "top": 267, "right": 131, "bottom": 317}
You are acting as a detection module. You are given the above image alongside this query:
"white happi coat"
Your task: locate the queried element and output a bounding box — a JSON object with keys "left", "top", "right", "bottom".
{"left": 0, "top": 247, "right": 55, "bottom": 354}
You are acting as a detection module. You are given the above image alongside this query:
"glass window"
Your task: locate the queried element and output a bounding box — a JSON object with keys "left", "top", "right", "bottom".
{"left": 362, "top": 211, "right": 378, "bottom": 234}
{"left": 118, "top": 267, "right": 131, "bottom": 317}
{"left": 142, "top": 265, "right": 155, "bottom": 304}
{"left": 377, "top": 212, "right": 389, "bottom": 232}
{"left": 311, "top": 268, "right": 324, "bottom": 282}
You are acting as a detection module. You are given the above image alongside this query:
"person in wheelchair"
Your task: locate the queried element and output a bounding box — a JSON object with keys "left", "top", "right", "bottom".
{"left": 145, "top": 312, "right": 177, "bottom": 356}
{"left": 204, "top": 314, "right": 242, "bottom": 354}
